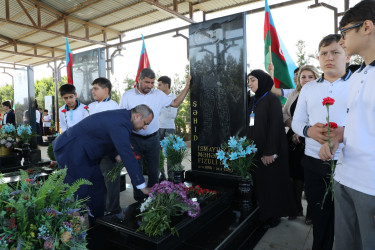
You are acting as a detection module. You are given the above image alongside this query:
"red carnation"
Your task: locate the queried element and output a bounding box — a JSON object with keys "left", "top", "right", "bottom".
{"left": 133, "top": 152, "right": 141, "bottom": 160}
{"left": 84, "top": 106, "right": 89, "bottom": 110}
{"left": 322, "top": 97, "right": 335, "bottom": 106}
{"left": 325, "top": 122, "right": 338, "bottom": 129}
{"left": 61, "top": 109, "right": 67, "bottom": 113}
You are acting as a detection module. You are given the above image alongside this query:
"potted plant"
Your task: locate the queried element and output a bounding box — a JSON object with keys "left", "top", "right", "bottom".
{"left": 137, "top": 181, "right": 200, "bottom": 237}
{"left": 160, "top": 134, "right": 188, "bottom": 184}
{"left": 216, "top": 136, "right": 258, "bottom": 210}
{"left": 0, "top": 124, "right": 17, "bottom": 157}
{"left": 16, "top": 125, "right": 33, "bottom": 165}
{"left": 0, "top": 168, "right": 91, "bottom": 249}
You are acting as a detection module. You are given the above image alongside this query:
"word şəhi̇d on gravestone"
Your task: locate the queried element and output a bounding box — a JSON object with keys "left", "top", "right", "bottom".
{"left": 189, "top": 13, "right": 247, "bottom": 174}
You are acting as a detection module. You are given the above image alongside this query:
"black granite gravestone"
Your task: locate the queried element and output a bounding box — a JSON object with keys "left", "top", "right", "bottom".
{"left": 13, "top": 66, "right": 38, "bottom": 150}
{"left": 94, "top": 13, "right": 266, "bottom": 249}
{"left": 44, "top": 95, "right": 55, "bottom": 122}
{"left": 189, "top": 13, "right": 247, "bottom": 175}
{"left": 73, "top": 48, "right": 106, "bottom": 105}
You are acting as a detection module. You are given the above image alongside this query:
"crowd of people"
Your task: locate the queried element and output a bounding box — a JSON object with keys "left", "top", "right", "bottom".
{"left": 3, "top": 1, "right": 374, "bottom": 249}
{"left": 246, "top": 1, "right": 375, "bottom": 249}
{"left": 52, "top": 68, "right": 191, "bottom": 227}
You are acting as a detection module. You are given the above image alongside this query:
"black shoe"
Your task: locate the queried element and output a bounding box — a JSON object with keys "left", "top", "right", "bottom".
{"left": 305, "top": 218, "right": 312, "bottom": 225}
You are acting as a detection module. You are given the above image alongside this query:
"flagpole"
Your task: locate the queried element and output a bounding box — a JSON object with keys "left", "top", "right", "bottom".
{"left": 268, "top": 45, "right": 274, "bottom": 80}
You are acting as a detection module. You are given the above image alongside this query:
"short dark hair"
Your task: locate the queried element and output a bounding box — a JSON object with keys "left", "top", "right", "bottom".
{"left": 340, "top": 0, "right": 375, "bottom": 29}
{"left": 44, "top": 109, "right": 48, "bottom": 113}
{"left": 131, "top": 104, "right": 154, "bottom": 119}
{"left": 294, "top": 67, "right": 300, "bottom": 74}
{"left": 158, "top": 76, "right": 171, "bottom": 89}
{"left": 59, "top": 84, "right": 76, "bottom": 96}
{"left": 2, "top": 100, "right": 11, "bottom": 109}
{"left": 318, "top": 34, "right": 341, "bottom": 51}
{"left": 92, "top": 77, "right": 112, "bottom": 94}
{"left": 140, "top": 68, "right": 155, "bottom": 81}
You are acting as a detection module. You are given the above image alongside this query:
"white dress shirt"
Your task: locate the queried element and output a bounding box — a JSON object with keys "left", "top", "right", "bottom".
{"left": 88, "top": 97, "right": 119, "bottom": 115}
{"left": 2, "top": 112, "right": 8, "bottom": 124}
{"left": 292, "top": 72, "right": 351, "bottom": 160}
{"left": 335, "top": 62, "right": 375, "bottom": 196}
{"left": 120, "top": 88, "right": 172, "bottom": 136}
{"left": 59, "top": 101, "right": 88, "bottom": 133}
{"left": 281, "top": 88, "right": 294, "bottom": 98}
{"left": 43, "top": 115, "right": 52, "bottom": 127}
{"left": 159, "top": 92, "right": 177, "bottom": 129}
{"left": 35, "top": 110, "right": 41, "bottom": 123}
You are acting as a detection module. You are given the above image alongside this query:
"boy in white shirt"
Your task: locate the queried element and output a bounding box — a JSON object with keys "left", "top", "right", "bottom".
{"left": 42, "top": 109, "right": 52, "bottom": 136}
{"left": 88, "top": 77, "right": 121, "bottom": 219}
{"left": 157, "top": 76, "right": 177, "bottom": 180}
{"left": 319, "top": 1, "right": 375, "bottom": 249}
{"left": 58, "top": 84, "right": 88, "bottom": 133}
{"left": 292, "top": 34, "right": 351, "bottom": 250}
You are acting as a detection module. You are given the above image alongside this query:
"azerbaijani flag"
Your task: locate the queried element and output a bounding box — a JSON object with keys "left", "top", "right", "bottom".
{"left": 135, "top": 35, "right": 151, "bottom": 84}
{"left": 264, "top": 0, "right": 295, "bottom": 89}
{"left": 66, "top": 38, "right": 73, "bottom": 85}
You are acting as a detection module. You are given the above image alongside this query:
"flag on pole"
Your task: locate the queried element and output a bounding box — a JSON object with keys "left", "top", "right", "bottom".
{"left": 135, "top": 35, "right": 151, "bottom": 84}
{"left": 264, "top": 0, "right": 295, "bottom": 89}
{"left": 66, "top": 38, "right": 73, "bottom": 85}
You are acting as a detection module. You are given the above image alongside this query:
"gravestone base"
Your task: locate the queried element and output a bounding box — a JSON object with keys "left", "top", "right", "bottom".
{"left": 94, "top": 180, "right": 266, "bottom": 250}
{"left": 0, "top": 153, "right": 21, "bottom": 171}
{"left": 94, "top": 189, "right": 232, "bottom": 250}
{"left": 30, "top": 149, "right": 41, "bottom": 163}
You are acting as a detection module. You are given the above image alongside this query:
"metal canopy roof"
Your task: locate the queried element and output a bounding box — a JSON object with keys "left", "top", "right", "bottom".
{"left": 0, "top": 0, "right": 262, "bottom": 67}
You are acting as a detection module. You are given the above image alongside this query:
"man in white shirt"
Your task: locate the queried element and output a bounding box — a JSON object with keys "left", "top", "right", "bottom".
{"left": 292, "top": 34, "right": 351, "bottom": 250}
{"left": 157, "top": 76, "right": 178, "bottom": 180}
{"left": 58, "top": 84, "right": 88, "bottom": 133}
{"left": 87, "top": 77, "right": 122, "bottom": 219}
{"left": 319, "top": 1, "right": 375, "bottom": 249}
{"left": 120, "top": 68, "right": 191, "bottom": 201}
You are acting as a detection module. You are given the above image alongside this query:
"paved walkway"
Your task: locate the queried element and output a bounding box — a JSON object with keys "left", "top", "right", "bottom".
{"left": 40, "top": 144, "right": 314, "bottom": 250}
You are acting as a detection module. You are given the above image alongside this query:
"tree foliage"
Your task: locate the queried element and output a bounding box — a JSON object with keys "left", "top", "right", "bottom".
{"left": 34, "top": 76, "right": 67, "bottom": 109}
{"left": 0, "top": 84, "right": 14, "bottom": 104}
{"left": 296, "top": 40, "right": 309, "bottom": 67}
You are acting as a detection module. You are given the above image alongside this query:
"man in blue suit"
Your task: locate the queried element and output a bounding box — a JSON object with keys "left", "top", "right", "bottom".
{"left": 53, "top": 104, "right": 153, "bottom": 223}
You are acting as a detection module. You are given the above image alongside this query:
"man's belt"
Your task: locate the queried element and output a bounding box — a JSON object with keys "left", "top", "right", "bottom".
{"left": 131, "top": 131, "right": 158, "bottom": 139}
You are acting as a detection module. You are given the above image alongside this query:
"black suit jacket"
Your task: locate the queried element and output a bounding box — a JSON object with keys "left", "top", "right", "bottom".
{"left": 3, "top": 109, "right": 15, "bottom": 125}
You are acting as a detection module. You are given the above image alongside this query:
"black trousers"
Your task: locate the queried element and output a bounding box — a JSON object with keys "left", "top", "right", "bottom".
{"left": 302, "top": 155, "right": 335, "bottom": 250}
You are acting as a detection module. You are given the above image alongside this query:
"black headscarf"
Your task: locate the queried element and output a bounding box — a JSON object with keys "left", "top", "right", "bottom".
{"left": 249, "top": 69, "right": 274, "bottom": 98}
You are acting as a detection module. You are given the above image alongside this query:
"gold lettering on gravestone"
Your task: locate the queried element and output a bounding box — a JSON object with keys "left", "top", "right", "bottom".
{"left": 197, "top": 145, "right": 225, "bottom": 171}
{"left": 192, "top": 101, "right": 198, "bottom": 141}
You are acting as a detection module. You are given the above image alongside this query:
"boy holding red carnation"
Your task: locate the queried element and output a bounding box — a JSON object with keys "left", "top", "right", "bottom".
{"left": 292, "top": 34, "right": 351, "bottom": 250}
{"left": 319, "top": 1, "right": 375, "bottom": 249}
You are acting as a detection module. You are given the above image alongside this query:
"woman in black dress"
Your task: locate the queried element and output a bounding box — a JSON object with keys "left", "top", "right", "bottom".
{"left": 247, "top": 69, "right": 296, "bottom": 227}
